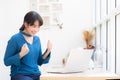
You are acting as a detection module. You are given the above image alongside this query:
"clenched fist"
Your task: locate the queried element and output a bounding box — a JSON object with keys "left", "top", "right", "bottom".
{"left": 47, "top": 40, "right": 52, "bottom": 52}
{"left": 19, "top": 43, "right": 29, "bottom": 58}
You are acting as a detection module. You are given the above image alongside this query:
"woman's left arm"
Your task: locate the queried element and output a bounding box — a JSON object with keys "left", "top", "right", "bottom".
{"left": 38, "top": 40, "right": 52, "bottom": 65}
{"left": 42, "top": 40, "right": 52, "bottom": 59}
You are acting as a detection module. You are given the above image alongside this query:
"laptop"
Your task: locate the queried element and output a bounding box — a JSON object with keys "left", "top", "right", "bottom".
{"left": 46, "top": 48, "right": 94, "bottom": 74}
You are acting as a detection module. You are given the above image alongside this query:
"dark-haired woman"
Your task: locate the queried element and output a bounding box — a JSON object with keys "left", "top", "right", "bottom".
{"left": 4, "top": 11, "right": 52, "bottom": 80}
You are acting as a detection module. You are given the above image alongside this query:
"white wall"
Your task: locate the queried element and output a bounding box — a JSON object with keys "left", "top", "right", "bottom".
{"left": 0, "top": 0, "right": 29, "bottom": 80}
{"left": 39, "top": 0, "right": 92, "bottom": 65}
{"left": 0, "top": 0, "right": 92, "bottom": 80}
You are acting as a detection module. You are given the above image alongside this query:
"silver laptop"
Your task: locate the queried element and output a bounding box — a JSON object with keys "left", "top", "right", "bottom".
{"left": 46, "top": 48, "right": 94, "bottom": 74}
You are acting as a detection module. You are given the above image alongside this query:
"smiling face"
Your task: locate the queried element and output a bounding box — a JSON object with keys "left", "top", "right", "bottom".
{"left": 24, "top": 20, "right": 40, "bottom": 36}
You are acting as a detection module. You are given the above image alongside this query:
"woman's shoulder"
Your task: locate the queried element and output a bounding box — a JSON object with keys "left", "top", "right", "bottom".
{"left": 34, "top": 35, "right": 41, "bottom": 42}
{"left": 9, "top": 32, "right": 21, "bottom": 41}
{"left": 34, "top": 35, "right": 40, "bottom": 39}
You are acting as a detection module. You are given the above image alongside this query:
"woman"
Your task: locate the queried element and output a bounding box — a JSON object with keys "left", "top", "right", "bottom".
{"left": 4, "top": 11, "right": 52, "bottom": 80}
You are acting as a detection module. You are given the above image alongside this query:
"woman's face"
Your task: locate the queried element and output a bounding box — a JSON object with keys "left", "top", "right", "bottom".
{"left": 24, "top": 20, "right": 40, "bottom": 36}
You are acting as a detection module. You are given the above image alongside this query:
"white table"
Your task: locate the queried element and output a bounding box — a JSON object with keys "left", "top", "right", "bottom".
{"left": 40, "top": 68, "right": 120, "bottom": 80}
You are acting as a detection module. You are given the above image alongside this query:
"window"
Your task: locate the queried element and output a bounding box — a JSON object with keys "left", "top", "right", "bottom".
{"left": 29, "top": 0, "right": 63, "bottom": 29}
{"left": 92, "top": 0, "right": 119, "bottom": 74}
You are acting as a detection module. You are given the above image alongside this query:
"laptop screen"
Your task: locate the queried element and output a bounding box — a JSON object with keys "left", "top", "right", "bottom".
{"left": 64, "top": 48, "right": 94, "bottom": 72}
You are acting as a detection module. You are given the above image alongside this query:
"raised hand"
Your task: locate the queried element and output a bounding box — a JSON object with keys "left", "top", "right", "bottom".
{"left": 42, "top": 40, "right": 52, "bottom": 59}
{"left": 47, "top": 40, "right": 52, "bottom": 52}
{"left": 19, "top": 43, "right": 29, "bottom": 58}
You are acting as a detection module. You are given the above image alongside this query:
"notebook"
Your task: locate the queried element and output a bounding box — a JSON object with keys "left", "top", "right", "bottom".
{"left": 46, "top": 48, "right": 94, "bottom": 74}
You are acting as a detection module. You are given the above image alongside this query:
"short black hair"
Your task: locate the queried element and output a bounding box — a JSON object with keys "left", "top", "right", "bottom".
{"left": 20, "top": 11, "right": 43, "bottom": 31}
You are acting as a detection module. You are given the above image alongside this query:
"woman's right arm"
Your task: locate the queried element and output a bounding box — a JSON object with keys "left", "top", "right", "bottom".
{"left": 4, "top": 38, "right": 21, "bottom": 66}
